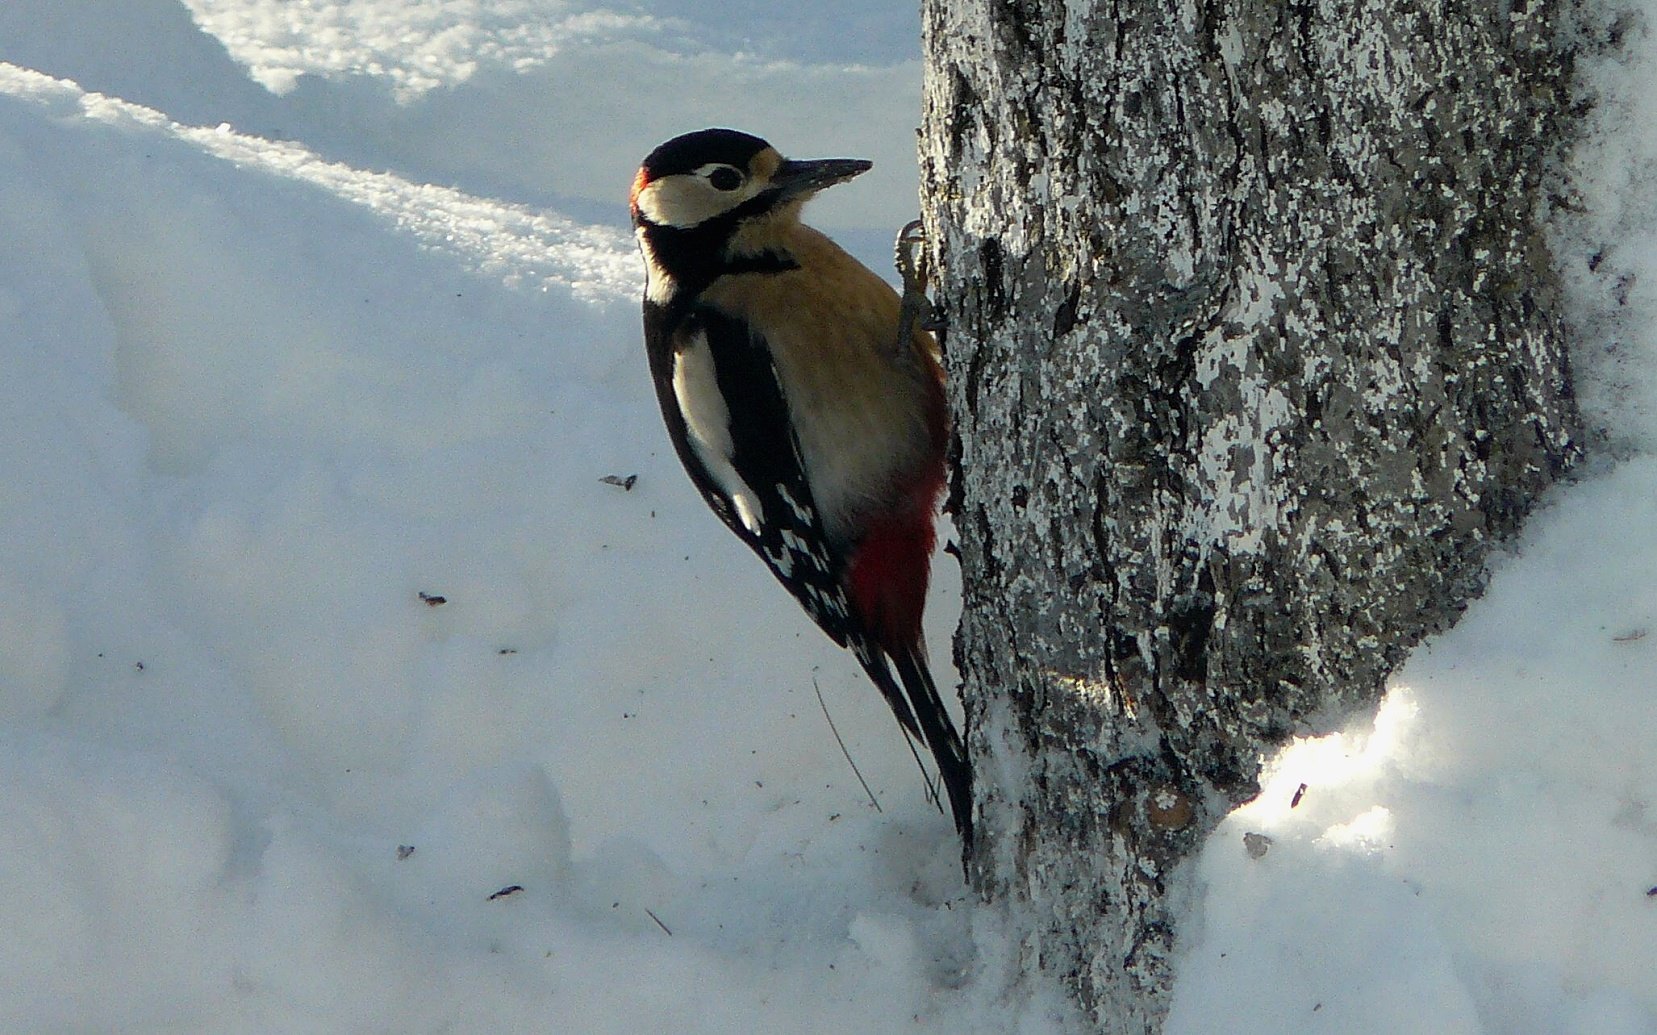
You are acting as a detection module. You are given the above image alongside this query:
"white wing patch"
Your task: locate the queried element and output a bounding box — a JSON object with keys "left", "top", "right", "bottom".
{"left": 671, "top": 331, "right": 765, "bottom": 535}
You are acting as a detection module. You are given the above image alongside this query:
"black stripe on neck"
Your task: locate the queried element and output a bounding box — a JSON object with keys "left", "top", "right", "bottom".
{"left": 723, "top": 250, "right": 800, "bottom": 276}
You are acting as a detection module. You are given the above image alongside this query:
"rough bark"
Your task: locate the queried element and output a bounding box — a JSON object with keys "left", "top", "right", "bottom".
{"left": 919, "top": 0, "right": 1580, "bottom": 1029}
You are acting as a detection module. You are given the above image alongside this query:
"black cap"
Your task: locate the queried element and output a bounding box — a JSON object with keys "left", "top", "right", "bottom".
{"left": 640, "top": 128, "right": 771, "bottom": 180}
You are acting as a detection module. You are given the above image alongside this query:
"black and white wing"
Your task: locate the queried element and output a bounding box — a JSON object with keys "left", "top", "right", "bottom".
{"left": 646, "top": 304, "right": 848, "bottom": 636}
{"left": 644, "top": 301, "right": 924, "bottom": 736}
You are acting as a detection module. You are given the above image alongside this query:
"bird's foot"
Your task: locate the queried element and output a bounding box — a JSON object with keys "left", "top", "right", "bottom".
{"left": 895, "top": 219, "right": 942, "bottom": 353}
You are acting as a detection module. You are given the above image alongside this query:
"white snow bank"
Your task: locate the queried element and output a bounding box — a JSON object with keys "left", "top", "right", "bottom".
{"left": 1, "top": 1, "right": 1655, "bottom": 1031}
{"left": 0, "top": 36, "right": 1020, "bottom": 1032}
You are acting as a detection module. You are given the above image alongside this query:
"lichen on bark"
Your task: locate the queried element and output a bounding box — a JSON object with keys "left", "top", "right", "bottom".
{"left": 919, "top": 0, "right": 1580, "bottom": 1028}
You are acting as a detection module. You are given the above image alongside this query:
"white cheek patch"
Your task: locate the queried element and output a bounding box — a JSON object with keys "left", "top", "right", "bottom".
{"left": 634, "top": 173, "right": 766, "bottom": 230}
{"left": 671, "top": 331, "right": 764, "bottom": 536}
{"left": 635, "top": 176, "right": 726, "bottom": 229}
{"left": 634, "top": 180, "right": 679, "bottom": 226}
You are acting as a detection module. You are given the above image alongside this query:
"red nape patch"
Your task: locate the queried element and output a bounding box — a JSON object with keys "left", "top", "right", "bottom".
{"left": 629, "top": 166, "right": 649, "bottom": 211}
{"left": 846, "top": 508, "right": 937, "bottom": 651}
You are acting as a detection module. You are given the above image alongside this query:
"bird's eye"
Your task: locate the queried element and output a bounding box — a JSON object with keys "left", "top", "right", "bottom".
{"left": 708, "top": 166, "right": 743, "bottom": 192}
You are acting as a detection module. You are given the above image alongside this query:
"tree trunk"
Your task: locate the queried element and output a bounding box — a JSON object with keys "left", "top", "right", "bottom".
{"left": 919, "top": 0, "right": 1579, "bottom": 1028}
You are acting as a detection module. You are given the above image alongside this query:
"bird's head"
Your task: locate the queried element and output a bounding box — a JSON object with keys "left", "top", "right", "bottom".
{"left": 630, "top": 128, "right": 870, "bottom": 234}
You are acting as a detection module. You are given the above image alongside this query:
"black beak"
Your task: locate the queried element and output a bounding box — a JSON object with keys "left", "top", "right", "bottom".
{"left": 772, "top": 157, "right": 872, "bottom": 200}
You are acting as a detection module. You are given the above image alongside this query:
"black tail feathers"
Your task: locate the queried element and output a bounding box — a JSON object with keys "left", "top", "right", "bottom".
{"left": 886, "top": 646, "right": 973, "bottom": 850}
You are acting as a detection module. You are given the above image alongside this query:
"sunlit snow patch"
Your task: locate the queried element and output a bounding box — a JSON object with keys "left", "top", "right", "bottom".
{"left": 1231, "top": 686, "right": 1419, "bottom": 847}
{"left": 181, "top": 0, "right": 666, "bottom": 98}
{"left": 0, "top": 62, "right": 637, "bottom": 303}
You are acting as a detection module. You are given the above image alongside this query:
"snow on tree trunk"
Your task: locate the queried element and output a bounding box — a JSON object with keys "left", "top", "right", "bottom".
{"left": 919, "top": 0, "right": 1579, "bottom": 1028}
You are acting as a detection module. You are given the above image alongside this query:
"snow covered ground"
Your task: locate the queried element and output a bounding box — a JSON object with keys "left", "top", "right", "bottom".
{"left": 0, "top": 2, "right": 1653, "bottom": 1032}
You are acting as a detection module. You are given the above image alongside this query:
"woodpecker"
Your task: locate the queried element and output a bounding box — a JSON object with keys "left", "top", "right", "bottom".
{"left": 630, "top": 128, "right": 971, "bottom": 846}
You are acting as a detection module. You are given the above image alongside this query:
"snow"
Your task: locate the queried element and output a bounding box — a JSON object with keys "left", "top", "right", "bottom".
{"left": 0, "top": 2, "right": 1654, "bottom": 1032}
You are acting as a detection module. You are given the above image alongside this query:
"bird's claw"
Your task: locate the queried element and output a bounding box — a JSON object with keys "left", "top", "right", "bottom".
{"left": 895, "top": 219, "right": 938, "bottom": 354}
{"left": 895, "top": 219, "right": 931, "bottom": 298}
